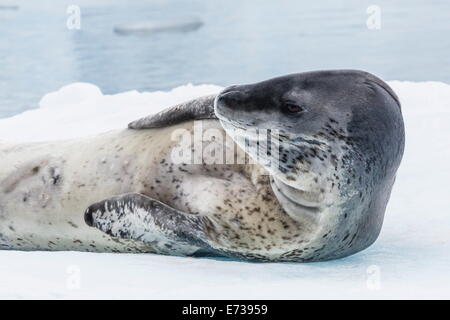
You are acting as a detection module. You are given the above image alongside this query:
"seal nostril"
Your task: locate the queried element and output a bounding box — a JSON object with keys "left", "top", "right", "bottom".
{"left": 218, "top": 90, "right": 248, "bottom": 105}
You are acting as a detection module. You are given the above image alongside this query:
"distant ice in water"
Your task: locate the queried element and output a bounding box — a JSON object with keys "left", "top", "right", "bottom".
{"left": 114, "top": 18, "right": 203, "bottom": 36}
{"left": 0, "top": 5, "right": 18, "bottom": 10}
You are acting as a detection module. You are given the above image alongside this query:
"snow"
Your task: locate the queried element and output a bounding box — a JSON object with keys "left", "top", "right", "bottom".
{"left": 0, "top": 83, "right": 222, "bottom": 142}
{"left": 0, "top": 81, "right": 449, "bottom": 299}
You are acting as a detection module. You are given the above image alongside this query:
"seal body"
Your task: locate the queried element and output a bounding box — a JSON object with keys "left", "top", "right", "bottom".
{"left": 0, "top": 70, "right": 405, "bottom": 261}
{"left": 0, "top": 122, "right": 312, "bottom": 259}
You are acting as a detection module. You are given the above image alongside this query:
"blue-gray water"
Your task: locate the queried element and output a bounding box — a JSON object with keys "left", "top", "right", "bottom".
{"left": 0, "top": 0, "right": 449, "bottom": 118}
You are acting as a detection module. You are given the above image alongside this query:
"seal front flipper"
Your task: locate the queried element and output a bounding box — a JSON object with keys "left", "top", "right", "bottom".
{"left": 128, "top": 94, "right": 217, "bottom": 129}
{"left": 84, "top": 193, "right": 215, "bottom": 256}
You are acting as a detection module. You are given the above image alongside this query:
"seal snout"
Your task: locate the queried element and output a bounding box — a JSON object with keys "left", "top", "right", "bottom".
{"left": 217, "top": 90, "right": 248, "bottom": 106}
{"left": 215, "top": 86, "right": 251, "bottom": 120}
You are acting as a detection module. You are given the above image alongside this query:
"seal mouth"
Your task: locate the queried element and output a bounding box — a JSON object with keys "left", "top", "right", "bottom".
{"left": 270, "top": 132, "right": 330, "bottom": 150}
{"left": 214, "top": 87, "right": 254, "bottom": 129}
{"left": 217, "top": 117, "right": 247, "bottom": 131}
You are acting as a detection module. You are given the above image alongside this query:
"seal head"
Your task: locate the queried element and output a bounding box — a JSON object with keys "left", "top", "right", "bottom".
{"left": 215, "top": 70, "right": 405, "bottom": 260}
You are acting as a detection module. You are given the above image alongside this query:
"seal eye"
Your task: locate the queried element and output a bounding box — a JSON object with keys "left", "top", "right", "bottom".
{"left": 283, "top": 103, "right": 305, "bottom": 115}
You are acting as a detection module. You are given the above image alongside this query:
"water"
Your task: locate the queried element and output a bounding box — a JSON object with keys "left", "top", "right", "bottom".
{"left": 0, "top": 0, "right": 449, "bottom": 118}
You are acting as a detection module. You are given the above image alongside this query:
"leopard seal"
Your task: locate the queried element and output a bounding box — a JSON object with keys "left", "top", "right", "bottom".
{"left": 0, "top": 70, "right": 404, "bottom": 261}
